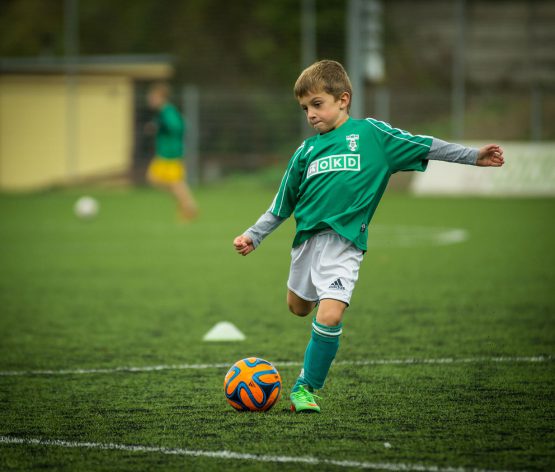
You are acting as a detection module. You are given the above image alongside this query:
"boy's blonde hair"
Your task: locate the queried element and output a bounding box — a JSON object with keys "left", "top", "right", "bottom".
{"left": 149, "top": 81, "right": 171, "bottom": 99}
{"left": 294, "top": 60, "right": 352, "bottom": 110}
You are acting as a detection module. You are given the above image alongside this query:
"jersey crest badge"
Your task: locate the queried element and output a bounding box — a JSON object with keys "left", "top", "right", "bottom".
{"left": 346, "top": 134, "right": 359, "bottom": 152}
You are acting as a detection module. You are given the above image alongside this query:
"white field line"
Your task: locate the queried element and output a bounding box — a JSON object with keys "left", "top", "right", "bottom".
{"left": 0, "top": 356, "right": 551, "bottom": 377}
{"left": 0, "top": 436, "right": 522, "bottom": 472}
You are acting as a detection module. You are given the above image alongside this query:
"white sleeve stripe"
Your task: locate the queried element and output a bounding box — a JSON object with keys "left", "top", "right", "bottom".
{"left": 365, "top": 118, "right": 431, "bottom": 149}
{"left": 267, "top": 194, "right": 278, "bottom": 213}
{"left": 271, "top": 143, "right": 305, "bottom": 215}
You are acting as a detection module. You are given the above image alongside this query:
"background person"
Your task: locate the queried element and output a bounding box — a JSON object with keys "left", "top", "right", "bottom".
{"left": 146, "top": 82, "right": 198, "bottom": 221}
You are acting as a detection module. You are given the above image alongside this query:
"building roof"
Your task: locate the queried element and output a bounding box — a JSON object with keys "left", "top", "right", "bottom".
{"left": 0, "top": 54, "right": 174, "bottom": 79}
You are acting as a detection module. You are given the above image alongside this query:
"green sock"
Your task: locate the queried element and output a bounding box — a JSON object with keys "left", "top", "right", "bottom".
{"left": 293, "top": 318, "right": 342, "bottom": 392}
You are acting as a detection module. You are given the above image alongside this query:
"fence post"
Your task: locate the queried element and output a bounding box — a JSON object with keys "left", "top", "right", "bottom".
{"left": 530, "top": 85, "right": 543, "bottom": 141}
{"left": 300, "top": 0, "right": 317, "bottom": 138}
{"left": 451, "top": 0, "right": 466, "bottom": 140}
{"left": 346, "top": 0, "right": 363, "bottom": 119}
{"left": 64, "top": 0, "right": 79, "bottom": 180}
{"left": 183, "top": 85, "right": 200, "bottom": 186}
{"left": 374, "top": 85, "right": 390, "bottom": 123}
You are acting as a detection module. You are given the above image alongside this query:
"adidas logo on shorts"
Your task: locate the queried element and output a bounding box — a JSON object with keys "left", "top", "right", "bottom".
{"left": 329, "top": 278, "right": 345, "bottom": 290}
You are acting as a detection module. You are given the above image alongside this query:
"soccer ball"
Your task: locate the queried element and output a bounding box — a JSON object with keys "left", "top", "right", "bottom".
{"left": 74, "top": 196, "right": 99, "bottom": 219}
{"left": 224, "top": 357, "right": 282, "bottom": 412}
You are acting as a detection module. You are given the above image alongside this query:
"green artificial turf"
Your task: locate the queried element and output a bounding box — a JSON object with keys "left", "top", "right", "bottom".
{"left": 0, "top": 178, "right": 553, "bottom": 471}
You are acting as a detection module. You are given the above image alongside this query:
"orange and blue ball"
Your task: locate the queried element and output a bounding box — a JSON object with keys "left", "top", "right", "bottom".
{"left": 224, "top": 357, "right": 281, "bottom": 412}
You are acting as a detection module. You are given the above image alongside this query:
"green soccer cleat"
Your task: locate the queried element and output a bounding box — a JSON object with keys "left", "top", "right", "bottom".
{"left": 290, "top": 385, "right": 321, "bottom": 413}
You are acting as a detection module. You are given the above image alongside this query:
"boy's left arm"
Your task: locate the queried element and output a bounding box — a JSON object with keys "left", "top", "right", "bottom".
{"left": 428, "top": 139, "right": 504, "bottom": 167}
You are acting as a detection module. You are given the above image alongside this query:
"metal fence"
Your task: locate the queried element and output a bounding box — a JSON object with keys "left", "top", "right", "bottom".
{"left": 132, "top": 84, "right": 554, "bottom": 184}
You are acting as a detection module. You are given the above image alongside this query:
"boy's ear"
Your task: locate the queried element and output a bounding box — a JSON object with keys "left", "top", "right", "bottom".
{"left": 339, "top": 92, "right": 351, "bottom": 110}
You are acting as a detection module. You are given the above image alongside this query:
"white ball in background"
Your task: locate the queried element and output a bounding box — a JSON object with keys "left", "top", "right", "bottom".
{"left": 74, "top": 196, "right": 99, "bottom": 219}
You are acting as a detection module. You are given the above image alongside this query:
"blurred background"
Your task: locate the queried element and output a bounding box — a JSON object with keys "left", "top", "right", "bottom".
{"left": 0, "top": 0, "right": 554, "bottom": 193}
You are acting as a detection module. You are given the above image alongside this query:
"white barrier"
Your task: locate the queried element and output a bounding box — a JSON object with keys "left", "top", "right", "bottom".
{"left": 411, "top": 142, "right": 555, "bottom": 196}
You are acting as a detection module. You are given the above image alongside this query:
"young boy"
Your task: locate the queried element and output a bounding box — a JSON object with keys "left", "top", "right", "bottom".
{"left": 146, "top": 82, "right": 198, "bottom": 221}
{"left": 233, "top": 60, "right": 504, "bottom": 413}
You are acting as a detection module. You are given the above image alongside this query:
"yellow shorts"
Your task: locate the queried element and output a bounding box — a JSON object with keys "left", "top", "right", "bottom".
{"left": 147, "top": 157, "right": 185, "bottom": 184}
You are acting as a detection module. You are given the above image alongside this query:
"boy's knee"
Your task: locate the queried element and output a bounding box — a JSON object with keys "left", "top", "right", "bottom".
{"left": 286, "top": 291, "right": 315, "bottom": 317}
{"left": 316, "top": 299, "right": 347, "bottom": 326}
{"left": 316, "top": 311, "right": 342, "bottom": 326}
{"left": 288, "top": 303, "right": 311, "bottom": 317}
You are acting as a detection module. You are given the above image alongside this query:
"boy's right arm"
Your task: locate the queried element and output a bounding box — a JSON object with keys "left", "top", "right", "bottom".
{"left": 233, "top": 141, "right": 306, "bottom": 257}
{"left": 233, "top": 212, "right": 285, "bottom": 256}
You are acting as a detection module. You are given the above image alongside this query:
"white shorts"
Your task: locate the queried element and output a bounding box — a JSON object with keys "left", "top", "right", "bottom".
{"left": 287, "top": 230, "right": 363, "bottom": 305}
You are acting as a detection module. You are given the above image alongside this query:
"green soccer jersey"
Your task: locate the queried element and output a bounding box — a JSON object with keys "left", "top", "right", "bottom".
{"left": 270, "top": 117, "right": 432, "bottom": 251}
{"left": 156, "top": 103, "right": 185, "bottom": 159}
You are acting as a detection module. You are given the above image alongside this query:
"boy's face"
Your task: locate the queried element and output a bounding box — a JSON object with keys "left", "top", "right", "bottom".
{"left": 147, "top": 90, "right": 166, "bottom": 110}
{"left": 298, "top": 90, "right": 350, "bottom": 133}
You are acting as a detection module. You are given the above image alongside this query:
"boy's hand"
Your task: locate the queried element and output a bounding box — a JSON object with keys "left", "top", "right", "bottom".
{"left": 233, "top": 235, "right": 255, "bottom": 256}
{"left": 476, "top": 144, "right": 505, "bottom": 167}
{"left": 144, "top": 121, "right": 157, "bottom": 136}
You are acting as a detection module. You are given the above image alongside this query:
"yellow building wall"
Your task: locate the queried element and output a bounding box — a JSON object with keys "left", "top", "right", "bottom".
{"left": 0, "top": 74, "right": 133, "bottom": 191}
{"left": 76, "top": 76, "right": 133, "bottom": 177}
